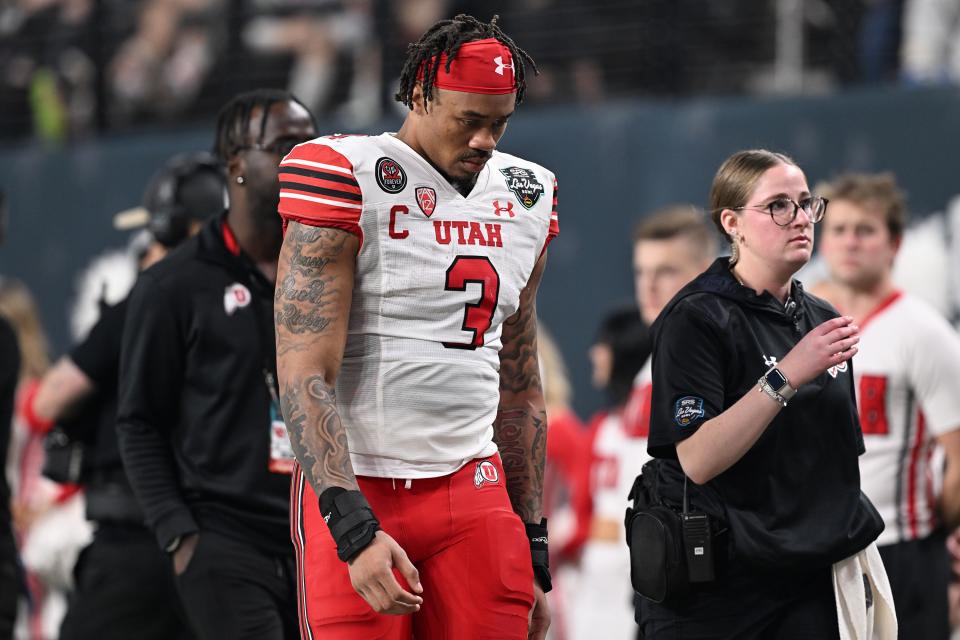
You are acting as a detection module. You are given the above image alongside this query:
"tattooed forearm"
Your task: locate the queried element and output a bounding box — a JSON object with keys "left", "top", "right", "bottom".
{"left": 494, "top": 407, "right": 547, "bottom": 523}
{"left": 281, "top": 375, "right": 358, "bottom": 497}
{"left": 493, "top": 252, "right": 548, "bottom": 524}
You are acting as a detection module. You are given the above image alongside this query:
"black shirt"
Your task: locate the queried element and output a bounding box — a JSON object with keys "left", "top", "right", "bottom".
{"left": 69, "top": 298, "right": 126, "bottom": 479}
{"left": 117, "top": 214, "right": 291, "bottom": 555}
{"left": 648, "top": 258, "right": 883, "bottom": 571}
{"left": 0, "top": 317, "right": 19, "bottom": 532}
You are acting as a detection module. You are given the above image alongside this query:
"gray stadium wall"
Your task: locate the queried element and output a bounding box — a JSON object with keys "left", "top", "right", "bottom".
{"left": 1, "top": 86, "right": 957, "bottom": 419}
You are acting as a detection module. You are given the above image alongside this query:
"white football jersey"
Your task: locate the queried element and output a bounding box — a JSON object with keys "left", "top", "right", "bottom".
{"left": 855, "top": 292, "right": 960, "bottom": 545}
{"left": 278, "top": 133, "right": 558, "bottom": 478}
{"left": 591, "top": 358, "right": 652, "bottom": 523}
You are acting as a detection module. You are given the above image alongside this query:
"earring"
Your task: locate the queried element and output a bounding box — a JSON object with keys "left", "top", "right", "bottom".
{"left": 236, "top": 176, "right": 245, "bottom": 185}
{"left": 728, "top": 233, "right": 740, "bottom": 265}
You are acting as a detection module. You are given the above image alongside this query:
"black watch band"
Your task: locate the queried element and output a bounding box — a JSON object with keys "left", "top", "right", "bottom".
{"left": 526, "top": 518, "right": 552, "bottom": 593}
{"left": 319, "top": 487, "right": 381, "bottom": 563}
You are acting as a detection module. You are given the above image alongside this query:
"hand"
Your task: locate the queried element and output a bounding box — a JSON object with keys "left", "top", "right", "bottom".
{"left": 528, "top": 582, "right": 550, "bottom": 639}
{"left": 778, "top": 316, "right": 859, "bottom": 388}
{"left": 947, "top": 528, "right": 960, "bottom": 577}
{"left": 347, "top": 530, "right": 423, "bottom": 615}
{"left": 173, "top": 533, "right": 200, "bottom": 576}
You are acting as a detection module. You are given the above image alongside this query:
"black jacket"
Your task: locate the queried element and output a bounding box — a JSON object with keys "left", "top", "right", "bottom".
{"left": 117, "top": 214, "right": 291, "bottom": 555}
{"left": 648, "top": 258, "right": 883, "bottom": 571}
{"left": 0, "top": 317, "right": 18, "bottom": 534}
{"left": 64, "top": 297, "right": 145, "bottom": 524}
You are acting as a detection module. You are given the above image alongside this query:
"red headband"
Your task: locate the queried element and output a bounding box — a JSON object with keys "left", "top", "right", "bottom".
{"left": 417, "top": 38, "right": 516, "bottom": 95}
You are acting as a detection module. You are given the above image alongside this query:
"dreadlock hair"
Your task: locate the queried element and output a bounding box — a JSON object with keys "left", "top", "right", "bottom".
{"left": 213, "top": 89, "right": 314, "bottom": 162}
{"left": 395, "top": 14, "right": 538, "bottom": 110}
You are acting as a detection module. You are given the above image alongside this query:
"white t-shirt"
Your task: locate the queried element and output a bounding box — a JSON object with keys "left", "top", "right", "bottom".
{"left": 855, "top": 292, "right": 960, "bottom": 545}
{"left": 278, "top": 133, "right": 558, "bottom": 478}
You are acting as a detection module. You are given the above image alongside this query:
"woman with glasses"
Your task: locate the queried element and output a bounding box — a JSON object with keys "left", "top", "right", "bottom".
{"left": 637, "top": 149, "right": 887, "bottom": 638}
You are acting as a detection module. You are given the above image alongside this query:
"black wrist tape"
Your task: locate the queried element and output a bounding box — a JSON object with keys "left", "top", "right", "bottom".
{"left": 319, "top": 487, "right": 380, "bottom": 563}
{"left": 526, "top": 518, "right": 552, "bottom": 593}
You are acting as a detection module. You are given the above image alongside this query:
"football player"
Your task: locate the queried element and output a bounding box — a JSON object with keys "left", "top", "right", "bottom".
{"left": 814, "top": 172, "right": 960, "bottom": 639}
{"left": 275, "top": 15, "right": 556, "bottom": 640}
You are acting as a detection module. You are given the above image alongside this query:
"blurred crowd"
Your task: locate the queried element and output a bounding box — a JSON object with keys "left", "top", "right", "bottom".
{"left": 3, "top": 0, "right": 960, "bottom": 141}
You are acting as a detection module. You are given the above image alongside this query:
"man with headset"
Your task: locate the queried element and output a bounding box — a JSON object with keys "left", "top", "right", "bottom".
{"left": 26, "top": 151, "right": 224, "bottom": 640}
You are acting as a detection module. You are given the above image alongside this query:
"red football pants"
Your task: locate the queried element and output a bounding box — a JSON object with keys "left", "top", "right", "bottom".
{"left": 291, "top": 454, "right": 535, "bottom": 639}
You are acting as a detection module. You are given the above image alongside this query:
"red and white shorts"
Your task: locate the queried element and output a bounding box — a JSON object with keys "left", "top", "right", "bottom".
{"left": 291, "top": 454, "right": 535, "bottom": 639}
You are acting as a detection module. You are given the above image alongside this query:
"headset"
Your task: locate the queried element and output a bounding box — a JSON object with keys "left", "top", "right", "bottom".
{"left": 143, "top": 152, "right": 226, "bottom": 247}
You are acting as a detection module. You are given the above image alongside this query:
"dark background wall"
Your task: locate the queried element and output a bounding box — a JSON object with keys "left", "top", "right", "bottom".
{"left": 1, "top": 86, "right": 957, "bottom": 419}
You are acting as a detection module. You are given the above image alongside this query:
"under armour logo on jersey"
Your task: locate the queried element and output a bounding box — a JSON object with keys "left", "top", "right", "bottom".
{"left": 493, "top": 55, "right": 513, "bottom": 76}
{"left": 474, "top": 460, "right": 500, "bottom": 487}
{"left": 224, "top": 283, "right": 252, "bottom": 315}
{"left": 763, "top": 354, "right": 779, "bottom": 368}
{"left": 492, "top": 200, "right": 515, "bottom": 217}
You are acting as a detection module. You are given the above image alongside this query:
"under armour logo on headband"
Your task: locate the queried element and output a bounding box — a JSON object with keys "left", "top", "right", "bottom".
{"left": 493, "top": 55, "right": 513, "bottom": 76}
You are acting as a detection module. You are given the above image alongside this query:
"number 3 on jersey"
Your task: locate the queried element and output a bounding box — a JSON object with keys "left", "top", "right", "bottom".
{"left": 443, "top": 256, "right": 501, "bottom": 350}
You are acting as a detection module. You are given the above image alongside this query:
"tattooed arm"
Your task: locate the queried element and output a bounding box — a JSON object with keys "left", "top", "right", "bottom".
{"left": 275, "top": 221, "right": 360, "bottom": 497}
{"left": 494, "top": 251, "right": 549, "bottom": 525}
{"left": 275, "top": 221, "right": 422, "bottom": 615}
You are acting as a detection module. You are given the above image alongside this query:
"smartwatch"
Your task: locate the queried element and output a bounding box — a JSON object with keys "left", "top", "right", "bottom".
{"left": 764, "top": 366, "right": 797, "bottom": 400}
{"left": 760, "top": 365, "right": 798, "bottom": 405}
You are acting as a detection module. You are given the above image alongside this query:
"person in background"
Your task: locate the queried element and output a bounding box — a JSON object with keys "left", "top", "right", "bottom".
{"left": 0, "top": 193, "right": 23, "bottom": 638}
{"left": 641, "top": 149, "right": 889, "bottom": 638}
{"left": 538, "top": 323, "right": 589, "bottom": 640}
{"left": 0, "top": 309, "right": 19, "bottom": 639}
{"left": 26, "top": 151, "right": 225, "bottom": 640}
{"left": 620, "top": 205, "right": 717, "bottom": 633}
{"left": 0, "top": 277, "right": 81, "bottom": 640}
{"left": 574, "top": 305, "right": 649, "bottom": 640}
{"left": 117, "top": 89, "right": 317, "bottom": 640}
{"left": 813, "top": 171, "right": 960, "bottom": 639}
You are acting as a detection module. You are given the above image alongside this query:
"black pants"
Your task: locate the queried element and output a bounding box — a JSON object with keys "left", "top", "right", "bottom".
{"left": 174, "top": 529, "right": 298, "bottom": 640}
{"left": 0, "top": 527, "right": 18, "bottom": 640}
{"left": 59, "top": 523, "right": 191, "bottom": 640}
{"left": 879, "top": 532, "right": 950, "bottom": 640}
{"left": 637, "top": 565, "right": 840, "bottom": 639}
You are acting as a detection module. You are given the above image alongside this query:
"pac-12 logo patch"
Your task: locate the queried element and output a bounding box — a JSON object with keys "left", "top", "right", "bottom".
{"left": 376, "top": 157, "right": 407, "bottom": 193}
{"left": 224, "top": 283, "right": 251, "bottom": 315}
{"left": 499, "top": 166, "right": 544, "bottom": 209}
{"left": 674, "top": 396, "right": 705, "bottom": 427}
{"left": 827, "top": 360, "right": 849, "bottom": 378}
{"left": 474, "top": 460, "right": 500, "bottom": 487}
{"left": 415, "top": 186, "right": 436, "bottom": 217}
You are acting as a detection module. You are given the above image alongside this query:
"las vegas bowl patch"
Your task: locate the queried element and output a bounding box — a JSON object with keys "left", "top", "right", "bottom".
{"left": 500, "top": 166, "right": 544, "bottom": 209}
{"left": 674, "top": 396, "right": 705, "bottom": 427}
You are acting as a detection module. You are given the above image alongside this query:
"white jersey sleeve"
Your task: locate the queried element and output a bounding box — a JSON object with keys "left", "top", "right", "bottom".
{"left": 278, "top": 133, "right": 558, "bottom": 478}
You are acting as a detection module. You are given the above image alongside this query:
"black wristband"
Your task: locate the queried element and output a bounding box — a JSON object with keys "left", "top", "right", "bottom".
{"left": 526, "top": 518, "right": 552, "bottom": 593}
{"left": 319, "top": 487, "right": 381, "bottom": 563}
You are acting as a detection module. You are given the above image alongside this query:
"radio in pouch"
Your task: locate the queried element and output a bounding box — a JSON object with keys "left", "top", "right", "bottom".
{"left": 625, "top": 460, "right": 716, "bottom": 603}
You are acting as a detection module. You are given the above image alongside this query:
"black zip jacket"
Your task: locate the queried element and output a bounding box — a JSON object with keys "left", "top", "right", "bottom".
{"left": 117, "top": 214, "right": 291, "bottom": 555}
{"left": 648, "top": 258, "right": 883, "bottom": 571}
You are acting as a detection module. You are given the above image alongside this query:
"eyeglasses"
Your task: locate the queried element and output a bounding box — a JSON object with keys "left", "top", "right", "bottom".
{"left": 236, "top": 136, "right": 311, "bottom": 157}
{"left": 722, "top": 196, "right": 828, "bottom": 227}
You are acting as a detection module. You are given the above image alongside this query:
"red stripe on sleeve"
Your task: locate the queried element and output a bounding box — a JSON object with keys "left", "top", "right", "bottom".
{"left": 278, "top": 141, "right": 363, "bottom": 230}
